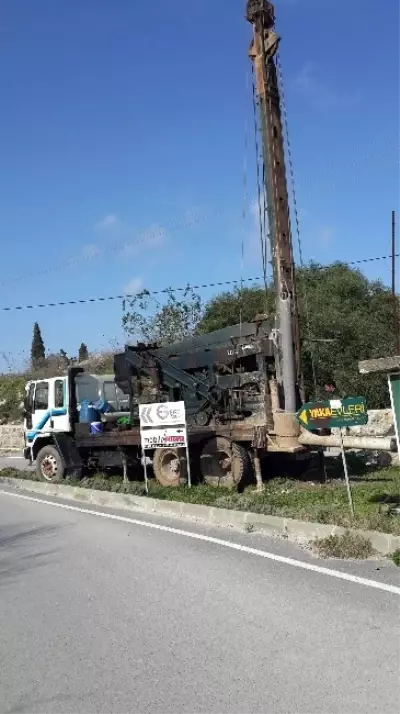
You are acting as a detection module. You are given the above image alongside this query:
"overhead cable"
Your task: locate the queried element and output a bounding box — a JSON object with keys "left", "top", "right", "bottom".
{"left": 0, "top": 253, "right": 398, "bottom": 314}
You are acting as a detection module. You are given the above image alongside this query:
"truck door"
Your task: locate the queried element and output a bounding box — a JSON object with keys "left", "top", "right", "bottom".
{"left": 26, "top": 379, "right": 70, "bottom": 443}
{"left": 24, "top": 382, "right": 35, "bottom": 430}
{"left": 49, "top": 378, "right": 70, "bottom": 433}
{"left": 26, "top": 380, "right": 50, "bottom": 442}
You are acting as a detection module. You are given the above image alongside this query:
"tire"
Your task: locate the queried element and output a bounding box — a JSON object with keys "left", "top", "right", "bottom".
{"left": 199, "top": 437, "right": 252, "bottom": 489}
{"left": 36, "top": 445, "right": 65, "bottom": 483}
{"left": 152, "top": 448, "right": 187, "bottom": 488}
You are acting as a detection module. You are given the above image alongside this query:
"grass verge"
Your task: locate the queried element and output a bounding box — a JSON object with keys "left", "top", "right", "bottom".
{"left": 0, "top": 465, "right": 399, "bottom": 535}
{"left": 389, "top": 548, "right": 400, "bottom": 566}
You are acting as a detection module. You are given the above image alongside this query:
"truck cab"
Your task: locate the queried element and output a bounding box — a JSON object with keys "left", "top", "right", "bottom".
{"left": 24, "top": 376, "right": 70, "bottom": 450}
{"left": 23, "top": 370, "right": 130, "bottom": 481}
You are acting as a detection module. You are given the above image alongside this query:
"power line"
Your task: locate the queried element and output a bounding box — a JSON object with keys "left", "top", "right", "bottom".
{"left": 0, "top": 254, "right": 398, "bottom": 314}
{"left": 1, "top": 278, "right": 261, "bottom": 313}
{"left": 0, "top": 209, "right": 217, "bottom": 289}
{"left": 0, "top": 197, "right": 255, "bottom": 289}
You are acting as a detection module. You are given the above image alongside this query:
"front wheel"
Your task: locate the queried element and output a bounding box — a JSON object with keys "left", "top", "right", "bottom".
{"left": 36, "top": 445, "right": 65, "bottom": 483}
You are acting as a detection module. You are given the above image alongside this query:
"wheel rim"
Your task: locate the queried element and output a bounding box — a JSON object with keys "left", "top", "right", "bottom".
{"left": 159, "top": 451, "right": 181, "bottom": 484}
{"left": 201, "top": 438, "right": 244, "bottom": 487}
{"left": 41, "top": 454, "right": 58, "bottom": 481}
{"left": 212, "top": 449, "right": 232, "bottom": 482}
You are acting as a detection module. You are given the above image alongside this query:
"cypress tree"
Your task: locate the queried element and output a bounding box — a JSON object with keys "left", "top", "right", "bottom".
{"left": 78, "top": 343, "right": 89, "bottom": 362}
{"left": 31, "top": 322, "right": 46, "bottom": 369}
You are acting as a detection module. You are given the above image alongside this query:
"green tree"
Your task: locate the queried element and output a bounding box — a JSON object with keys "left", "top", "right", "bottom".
{"left": 78, "top": 342, "right": 89, "bottom": 362}
{"left": 195, "top": 265, "right": 397, "bottom": 408}
{"left": 121, "top": 265, "right": 397, "bottom": 408}
{"left": 59, "top": 349, "right": 69, "bottom": 364}
{"left": 296, "top": 263, "right": 397, "bottom": 407}
{"left": 123, "top": 287, "right": 203, "bottom": 346}
{"left": 197, "top": 285, "right": 274, "bottom": 334}
{"left": 31, "top": 322, "right": 45, "bottom": 370}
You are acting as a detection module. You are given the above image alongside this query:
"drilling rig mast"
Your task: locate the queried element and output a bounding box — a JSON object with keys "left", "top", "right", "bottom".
{"left": 246, "top": 0, "right": 301, "bottom": 412}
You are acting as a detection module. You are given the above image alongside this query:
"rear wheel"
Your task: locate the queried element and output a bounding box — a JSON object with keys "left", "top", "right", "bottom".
{"left": 199, "top": 437, "right": 252, "bottom": 489}
{"left": 36, "top": 445, "right": 65, "bottom": 483}
{"left": 152, "top": 448, "right": 187, "bottom": 488}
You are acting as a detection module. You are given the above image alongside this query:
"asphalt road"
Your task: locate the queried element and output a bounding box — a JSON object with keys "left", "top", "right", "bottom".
{"left": 0, "top": 487, "right": 399, "bottom": 714}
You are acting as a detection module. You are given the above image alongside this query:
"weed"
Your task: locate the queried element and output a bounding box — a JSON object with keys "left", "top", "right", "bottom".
{"left": 312, "top": 531, "right": 375, "bottom": 560}
{"left": 244, "top": 522, "right": 255, "bottom": 533}
{"left": 389, "top": 548, "right": 400, "bottom": 567}
{"left": 0, "top": 467, "right": 37, "bottom": 481}
{"left": 120, "top": 481, "right": 147, "bottom": 496}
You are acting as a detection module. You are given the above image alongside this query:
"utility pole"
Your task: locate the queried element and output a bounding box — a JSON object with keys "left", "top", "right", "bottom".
{"left": 392, "top": 210, "right": 400, "bottom": 354}
{"left": 246, "top": 0, "right": 300, "bottom": 412}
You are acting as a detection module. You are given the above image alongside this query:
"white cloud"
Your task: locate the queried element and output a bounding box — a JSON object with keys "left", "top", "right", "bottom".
{"left": 93, "top": 213, "right": 122, "bottom": 232}
{"left": 120, "top": 223, "right": 167, "bottom": 258}
{"left": 317, "top": 225, "right": 335, "bottom": 247}
{"left": 294, "top": 62, "right": 360, "bottom": 111}
{"left": 184, "top": 206, "right": 203, "bottom": 222}
{"left": 81, "top": 243, "right": 102, "bottom": 259}
{"left": 123, "top": 277, "right": 143, "bottom": 295}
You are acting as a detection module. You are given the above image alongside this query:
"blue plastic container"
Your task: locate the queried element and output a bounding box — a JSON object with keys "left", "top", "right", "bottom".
{"left": 93, "top": 399, "right": 113, "bottom": 414}
{"left": 79, "top": 400, "right": 100, "bottom": 424}
{"left": 90, "top": 421, "right": 103, "bottom": 435}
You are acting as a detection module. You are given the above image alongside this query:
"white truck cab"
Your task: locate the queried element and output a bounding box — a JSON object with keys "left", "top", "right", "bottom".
{"left": 23, "top": 371, "right": 130, "bottom": 482}
{"left": 24, "top": 376, "right": 70, "bottom": 443}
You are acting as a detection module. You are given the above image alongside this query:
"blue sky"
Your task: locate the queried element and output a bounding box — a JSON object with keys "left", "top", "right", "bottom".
{"left": 0, "top": 0, "right": 399, "bottom": 371}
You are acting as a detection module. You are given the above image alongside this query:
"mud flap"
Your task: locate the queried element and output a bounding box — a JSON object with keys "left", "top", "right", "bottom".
{"left": 52, "top": 433, "right": 83, "bottom": 478}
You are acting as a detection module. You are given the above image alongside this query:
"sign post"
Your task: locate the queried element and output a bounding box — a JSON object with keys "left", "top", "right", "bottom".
{"left": 339, "top": 428, "right": 355, "bottom": 518}
{"left": 139, "top": 401, "right": 191, "bottom": 487}
{"left": 296, "top": 397, "right": 368, "bottom": 517}
{"left": 141, "top": 446, "right": 149, "bottom": 494}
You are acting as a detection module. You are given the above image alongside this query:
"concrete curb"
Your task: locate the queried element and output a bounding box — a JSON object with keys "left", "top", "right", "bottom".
{"left": 1, "top": 476, "right": 399, "bottom": 555}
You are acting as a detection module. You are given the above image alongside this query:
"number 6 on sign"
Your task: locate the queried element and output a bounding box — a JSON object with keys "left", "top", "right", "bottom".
{"left": 139, "top": 401, "right": 186, "bottom": 427}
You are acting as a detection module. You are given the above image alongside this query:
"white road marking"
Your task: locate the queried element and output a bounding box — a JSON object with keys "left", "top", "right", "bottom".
{"left": 1, "top": 488, "right": 400, "bottom": 596}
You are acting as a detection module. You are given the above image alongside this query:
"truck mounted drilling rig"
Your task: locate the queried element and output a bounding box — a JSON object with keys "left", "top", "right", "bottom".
{"left": 22, "top": 1, "right": 314, "bottom": 487}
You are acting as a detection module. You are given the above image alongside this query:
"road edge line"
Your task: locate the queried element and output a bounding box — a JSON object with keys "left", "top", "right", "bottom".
{"left": 0, "top": 475, "right": 399, "bottom": 557}
{"left": 1, "top": 487, "right": 399, "bottom": 596}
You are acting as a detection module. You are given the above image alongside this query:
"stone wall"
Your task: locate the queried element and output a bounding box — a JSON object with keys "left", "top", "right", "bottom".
{"left": 0, "top": 424, "right": 24, "bottom": 453}
{"left": 338, "top": 409, "right": 394, "bottom": 437}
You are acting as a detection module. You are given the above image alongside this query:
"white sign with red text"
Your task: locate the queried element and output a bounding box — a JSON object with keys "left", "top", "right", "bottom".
{"left": 139, "top": 400, "right": 190, "bottom": 485}
{"left": 141, "top": 427, "right": 187, "bottom": 451}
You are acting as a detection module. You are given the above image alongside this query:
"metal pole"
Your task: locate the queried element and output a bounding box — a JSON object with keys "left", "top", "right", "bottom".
{"left": 185, "top": 442, "right": 192, "bottom": 488}
{"left": 339, "top": 429, "right": 355, "bottom": 518}
{"left": 141, "top": 446, "right": 149, "bottom": 494}
{"left": 392, "top": 210, "right": 400, "bottom": 354}
{"left": 121, "top": 450, "right": 128, "bottom": 485}
{"left": 253, "top": 448, "right": 264, "bottom": 492}
{"left": 318, "top": 449, "right": 327, "bottom": 484}
{"left": 279, "top": 295, "right": 297, "bottom": 412}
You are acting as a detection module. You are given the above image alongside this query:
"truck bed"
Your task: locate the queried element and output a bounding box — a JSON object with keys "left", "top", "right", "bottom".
{"left": 74, "top": 424, "right": 304, "bottom": 453}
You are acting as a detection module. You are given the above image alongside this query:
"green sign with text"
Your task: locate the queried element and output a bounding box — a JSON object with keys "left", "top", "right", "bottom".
{"left": 296, "top": 397, "right": 368, "bottom": 431}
